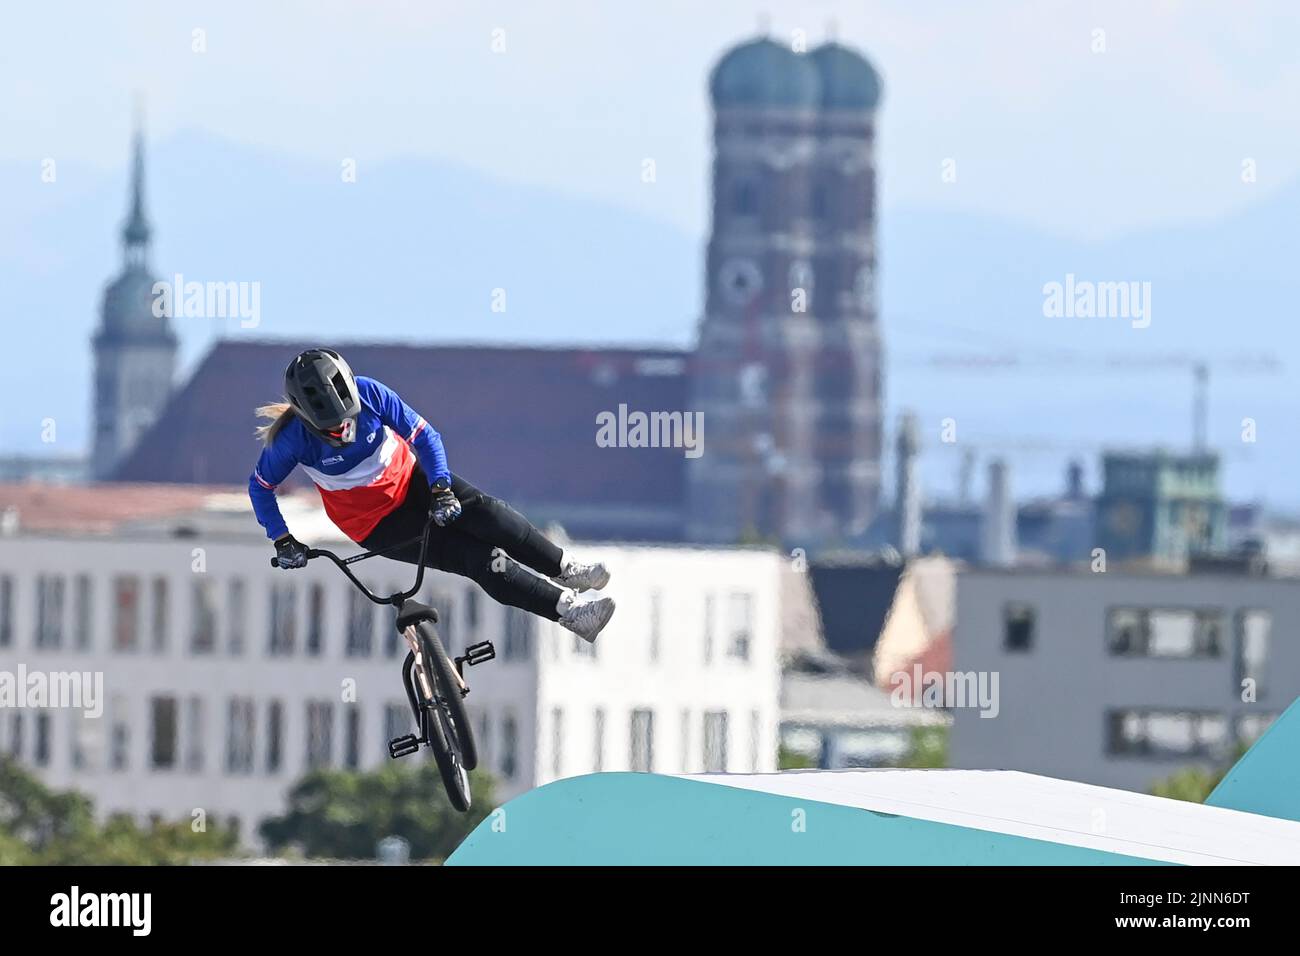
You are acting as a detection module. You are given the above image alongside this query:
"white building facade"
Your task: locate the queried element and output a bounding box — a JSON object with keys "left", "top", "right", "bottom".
{"left": 0, "top": 507, "right": 783, "bottom": 847}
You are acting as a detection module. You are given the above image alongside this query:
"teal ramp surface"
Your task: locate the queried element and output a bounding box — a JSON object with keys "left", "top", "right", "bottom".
{"left": 446, "top": 772, "right": 1162, "bottom": 865}
{"left": 1207, "top": 697, "right": 1300, "bottom": 823}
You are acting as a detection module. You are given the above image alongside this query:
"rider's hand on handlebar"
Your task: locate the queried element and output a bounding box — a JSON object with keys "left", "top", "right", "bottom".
{"left": 274, "top": 533, "right": 310, "bottom": 569}
{"left": 429, "top": 479, "right": 462, "bottom": 527}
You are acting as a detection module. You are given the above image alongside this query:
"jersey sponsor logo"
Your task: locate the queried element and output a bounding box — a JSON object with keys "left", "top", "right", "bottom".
{"left": 322, "top": 455, "right": 344, "bottom": 465}
{"left": 301, "top": 426, "right": 402, "bottom": 492}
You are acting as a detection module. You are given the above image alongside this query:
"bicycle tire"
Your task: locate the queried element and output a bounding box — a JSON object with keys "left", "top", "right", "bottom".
{"left": 414, "top": 624, "right": 474, "bottom": 811}
{"left": 418, "top": 622, "right": 479, "bottom": 771}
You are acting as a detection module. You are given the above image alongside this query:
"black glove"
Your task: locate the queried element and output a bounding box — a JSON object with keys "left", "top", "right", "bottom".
{"left": 274, "top": 533, "right": 310, "bottom": 569}
{"left": 429, "top": 479, "right": 462, "bottom": 527}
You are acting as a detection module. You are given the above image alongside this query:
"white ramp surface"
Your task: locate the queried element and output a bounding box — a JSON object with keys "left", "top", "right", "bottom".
{"left": 685, "top": 768, "right": 1300, "bottom": 865}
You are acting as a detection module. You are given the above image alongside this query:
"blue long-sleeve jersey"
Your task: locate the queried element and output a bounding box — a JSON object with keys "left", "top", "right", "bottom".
{"left": 249, "top": 376, "right": 450, "bottom": 541}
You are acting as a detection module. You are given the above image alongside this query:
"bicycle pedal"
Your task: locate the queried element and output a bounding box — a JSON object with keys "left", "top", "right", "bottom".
{"left": 463, "top": 640, "right": 496, "bottom": 666}
{"left": 388, "top": 734, "right": 420, "bottom": 759}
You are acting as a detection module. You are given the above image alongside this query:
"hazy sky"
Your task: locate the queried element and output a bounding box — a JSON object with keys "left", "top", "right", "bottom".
{"left": 6, "top": 0, "right": 1300, "bottom": 240}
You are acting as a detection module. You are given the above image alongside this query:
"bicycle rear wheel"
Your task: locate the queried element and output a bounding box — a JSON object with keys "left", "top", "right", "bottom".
{"left": 414, "top": 623, "right": 475, "bottom": 811}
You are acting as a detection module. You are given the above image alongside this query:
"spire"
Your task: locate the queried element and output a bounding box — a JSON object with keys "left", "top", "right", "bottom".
{"left": 121, "top": 103, "right": 151, "bottom": 266}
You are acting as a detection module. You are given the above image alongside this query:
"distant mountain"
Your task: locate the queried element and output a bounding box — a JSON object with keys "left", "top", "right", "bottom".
{"left": 1, "top": 129, "right": 701, "bottom": 454}
{"left": 4, "top": 131, "right": 1297, "bottom": 505}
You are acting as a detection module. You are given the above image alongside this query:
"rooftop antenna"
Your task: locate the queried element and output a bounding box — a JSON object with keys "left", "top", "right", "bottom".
{"left": 827, "top": 19, "right": 839, "bottom": 42}
{"left": 1193, "top": 362, "right": 1209, "bottom": 452}
{"left": 757, "top": 12, "right": 772, "bottom": 35}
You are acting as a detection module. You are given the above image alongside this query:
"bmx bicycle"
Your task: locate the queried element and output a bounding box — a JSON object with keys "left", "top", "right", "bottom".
{"left": 271, "top": 514, "right": 495, "bottom": 812}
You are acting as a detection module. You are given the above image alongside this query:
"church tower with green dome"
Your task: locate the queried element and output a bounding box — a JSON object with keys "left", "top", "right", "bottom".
{"left": 688, "top": 35, "right": 884, "bottom": 548}
{"left": 91, "top": 126, "right": 178, "bottom": 480}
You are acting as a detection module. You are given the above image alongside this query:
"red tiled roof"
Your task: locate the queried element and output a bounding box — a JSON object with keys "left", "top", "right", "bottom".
{"left": 111, "top": 340, "right": 692, "bottom": 536}
{"left": 0, "top": 482, "right": 226, "bottom": 533}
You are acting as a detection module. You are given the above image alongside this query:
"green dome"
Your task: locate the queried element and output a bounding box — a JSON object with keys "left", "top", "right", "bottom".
{"left": 710, "top": 38, "right": 820, "bottom": 109}
{"left": 810, "top": 42, "right": 882, "bottom": 111}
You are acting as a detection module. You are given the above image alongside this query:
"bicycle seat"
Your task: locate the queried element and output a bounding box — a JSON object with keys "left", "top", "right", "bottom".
{"left": 396, "top": 601, "right": 440, "bottom": 630}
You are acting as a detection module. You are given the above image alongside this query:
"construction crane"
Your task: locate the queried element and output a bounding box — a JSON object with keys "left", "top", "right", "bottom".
{"left": 895, "top": 345, "right": 1282, "bottom": 455}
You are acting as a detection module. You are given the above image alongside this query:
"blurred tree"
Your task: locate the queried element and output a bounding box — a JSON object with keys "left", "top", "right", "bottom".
{"left": 0, "top": 756, "right": 238, "bottom": 864}
{"left": 260, "top": 762, "right": 494, "bottom": 862}
{"left": 778, "top": 745, "right": 817, "bottom": 770}
{"left": 1149, "top": 743, "right": 1249, "bottom": 804}
{"left": 898, "top": 725, "right": 949, "bottom": 769}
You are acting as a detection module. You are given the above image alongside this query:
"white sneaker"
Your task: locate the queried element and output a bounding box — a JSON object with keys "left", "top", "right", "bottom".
{"left": 553, "top": 557, "right": 611, "bottom": 592}
{"left": 559, "top": 596, "right": 616, "bottom": 643}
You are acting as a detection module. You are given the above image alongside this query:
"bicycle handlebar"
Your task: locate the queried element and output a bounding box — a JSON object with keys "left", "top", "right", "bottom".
{"left": 270, "top": 515, "right": 437, "bottom": 606}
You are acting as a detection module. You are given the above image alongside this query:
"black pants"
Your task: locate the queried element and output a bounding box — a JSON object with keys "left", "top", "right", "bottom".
{"left": 361, "top": 469, "right": 566, "bottom": 620}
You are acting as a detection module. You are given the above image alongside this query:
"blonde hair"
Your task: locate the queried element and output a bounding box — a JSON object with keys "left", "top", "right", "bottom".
{"left": 255, "top": 401, "right": 296, "bottom": 445}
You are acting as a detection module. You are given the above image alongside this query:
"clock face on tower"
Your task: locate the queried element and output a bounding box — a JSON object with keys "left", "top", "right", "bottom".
{"left": 718, "top": 258, "right": 763, "bottom": 307}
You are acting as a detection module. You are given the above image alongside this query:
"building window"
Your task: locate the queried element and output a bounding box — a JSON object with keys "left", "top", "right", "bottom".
{"left": 35, "top": 712, "right": 51, "bottom": 767}
{"left": 478, "top": 710, "right": 492, "bottom": 770}
{"left": 191, "top": 578, "right": 218, "bottom": 654}
{"left": 465, "top": 588, "right": 479, "bottom": 634}
{"left": 501, "top": 713, "right": 518, "bottom": 780}
{"left": 503, "top": 608, "right": 532, "bottom": 660}
{"left": 151, "top": 577, "right": 169, "bottom": 652}
{"left": 593, "top": 708, "right": 605, "bottom": 772}
{"left": 630, "top": 709, "right": 655, "bottom": 772}
{"left": 306, "top": 583, "right": 325, "bottom": 657}
{"left": 551, "top": 707, "right": 564, "bottom": 779}
{"left": 35, "top": 574, "right": 66, "bottom": 650}
{"left": 384, "top": 703, "right": 409, "bottom": 750}
{"left": 72, "top": 575, "right": 92, "bottom": 652}
{"left": 7, "top": 713, "right": 23, "bottom": 758}
{"left": 150, "top": 696, "right": 178, "bottom": 770}
{"left": 225, "top": 697, "right": 255, "bottom": 774}
{"left": 69, "top": 712, "right": 89, "bottom": 771}
{"left": 1235, "top": 610, "right": 1270, "bottom": 698}
{"left": 1003, "top": 602, "right": 1035, "bottom": 653}
{"left": 704, "top": 711, "right": 729, "bottom": 772}
{"left": 0, "top": 574, "right": 13, "bottom": 648}
{"left": 306, "top": 701, "right": 334, "bottom": 769}
{"left": 227, "top": 579, "right": 246, "bottom": 655}
{"left": 1108, "top": 608, "right": 1224, "bottom": 658}
{"left": 727, "top": 593, "right": 752, "bottom": 661}
{"left": 111, "top": 698, "right": 129, "bottom": 771}
{"left": 113, "top": 577, "right": 141, "bottom": 652}
{"left": 266, "top": 700, "right": 284, "bottom": 774}
{"left": 1106, "top": 709, "right": 1229, "bottom": 759}
{"left": 185, "top": 697, "right": 204, "bottom": 773}
{"left": 703, "top": 594, "right": 715, "bottom": 665}
{"left": 1236, "top": 712, "right": 1277, "bottom": 746}
{"left": 680, "top": 709, "right": 691, "bottom": 773}
{"left": 269, "top": 581, "right": 296, "bottom": 656}
{"left": 344, "top": 707, "right": 361, "bottom": 769}
{"left": 346, "top": 588, "right": 373, "bottom": 658}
